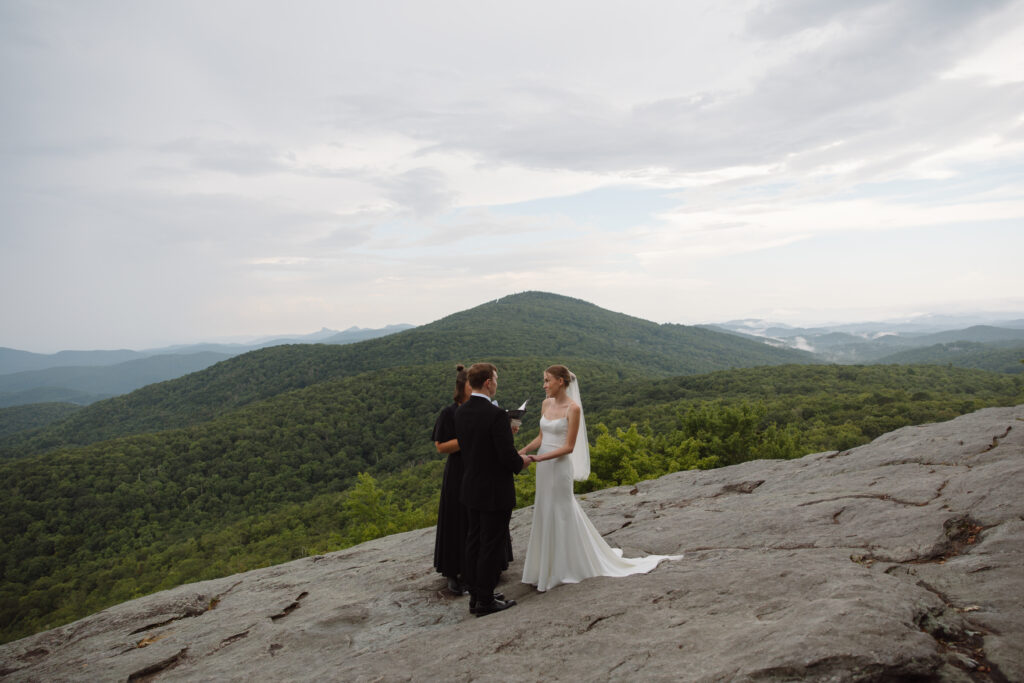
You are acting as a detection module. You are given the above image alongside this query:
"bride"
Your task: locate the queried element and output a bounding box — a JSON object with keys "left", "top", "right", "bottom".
{"left": 519, "top": 365, "right": 681, "bottom": 592}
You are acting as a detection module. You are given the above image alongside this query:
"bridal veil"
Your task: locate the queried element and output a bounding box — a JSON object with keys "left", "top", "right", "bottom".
{"left": 567, "top": 372, "right": 590, "bottom": 481}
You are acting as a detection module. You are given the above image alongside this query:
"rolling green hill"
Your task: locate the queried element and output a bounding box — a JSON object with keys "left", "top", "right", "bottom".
{"left": 0, "top": 352, "right": 232, "bottom": 408}
{"left": 0, "top": 387, "right": 97, "bottom": 411}
{"left": 875, "top": 342, "right": 1024, "bottom": 374}
{"left": 0, "top": 348, "right": 143, "bottom": 375}
{"left": 912, "top": 325, "right": 1024, "bottom": 345}
{"left": 0, "top": 403, "right": 83, "bottom": 439}
{"left": 0, "top": 292, "right": 814, "bottom": 458}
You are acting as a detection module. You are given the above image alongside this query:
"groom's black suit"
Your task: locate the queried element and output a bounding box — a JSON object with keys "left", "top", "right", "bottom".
{"left": 455, "top": 394, "right": 524, "bottom": 604}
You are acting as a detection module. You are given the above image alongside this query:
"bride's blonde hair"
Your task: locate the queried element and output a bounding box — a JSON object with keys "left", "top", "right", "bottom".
{"left": 545, "top": 364, "right": 572, "bottom": 388}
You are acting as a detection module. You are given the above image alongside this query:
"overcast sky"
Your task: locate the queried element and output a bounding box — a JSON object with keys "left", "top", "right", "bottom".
{"left": 3, "top": 0, "right": 1023, "bottom": 352}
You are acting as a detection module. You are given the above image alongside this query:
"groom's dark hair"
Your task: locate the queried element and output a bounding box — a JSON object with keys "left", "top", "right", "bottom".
{"left": 467, "top": 363, "right": 497, "bottom": 390}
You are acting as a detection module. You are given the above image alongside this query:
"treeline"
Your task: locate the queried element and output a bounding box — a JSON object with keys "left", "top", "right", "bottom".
{"left": 535, "top": 364, "right": 1024, "bottom": 492}
{"left": 585, "top": 363, "right": 1022, "bottom": 438}
{"left": 2, "top": 363, "right": 1021, "bottom": 643}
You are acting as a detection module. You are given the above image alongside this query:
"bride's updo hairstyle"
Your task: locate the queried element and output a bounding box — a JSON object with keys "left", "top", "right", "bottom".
{"left": 452, "top": 364, "right": 468, "bottom": 403}
{"left": 545, "top": 364, "right": 573, "bottom": 389}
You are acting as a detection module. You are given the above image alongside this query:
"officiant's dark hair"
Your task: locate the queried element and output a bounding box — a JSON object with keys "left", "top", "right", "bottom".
{"left": 467, "top": 362, "right": 497, "bottom": 389}
{"left": 546, "top": 364, "right": 572, "bottom": 387}
{"left": 453, "top": 364, "right": 469, "bottom": 403}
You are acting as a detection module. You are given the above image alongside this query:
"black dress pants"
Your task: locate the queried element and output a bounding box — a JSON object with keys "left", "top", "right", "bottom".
{"left": 464, "top": 507, "right": 512, "bottom": 602}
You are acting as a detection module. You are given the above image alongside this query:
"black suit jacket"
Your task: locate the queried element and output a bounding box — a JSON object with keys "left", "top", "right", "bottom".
{"left": 456, "top": 395, "right": 524, "bottom": 512}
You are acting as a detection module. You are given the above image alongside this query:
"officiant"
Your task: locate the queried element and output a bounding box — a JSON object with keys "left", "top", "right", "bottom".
{"left": 431, "top": 364, "right": 473, "bottom": 594}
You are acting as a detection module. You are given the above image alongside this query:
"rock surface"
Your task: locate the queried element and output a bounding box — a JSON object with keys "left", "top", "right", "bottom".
{"left": 2, "top": 405, "right": 1022, "bottom": 682}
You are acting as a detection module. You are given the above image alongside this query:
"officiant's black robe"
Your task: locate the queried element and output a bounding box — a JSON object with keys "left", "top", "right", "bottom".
{"left": 432, "top": 402, "right": 468, "bottom": 578}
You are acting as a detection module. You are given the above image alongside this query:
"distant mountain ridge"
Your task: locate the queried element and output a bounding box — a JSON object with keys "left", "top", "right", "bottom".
{"left": 382, "top": 292, "right": 815, "bottom": 375}
{"left": 876, "top": 342, "right": 1024, "bottom": 374}
{"left": 0, "top": 325, "right": 414, "bottom": 409}
{"left": 717, "top": 313, "right": 1024, "bottom": 337}
{"left": 0, "top": 352, "right": 233, "bottom": 408}
{"left": 0, "top": 292, "right": 814, "bottom": 455}
{"left": 0, "top": 325, "right": 414, "bottom": 375}
{"left": 196, "top": 324, "right": 416, "bottom": 351}
{"left": 7, "top": 293, "right": 1021, "bottom": 450}
{"left": 0, "top": 348, "right": 143, "bottom": 375}
{"left": 710, "top": 317, "right": 1024, "bottom": 364}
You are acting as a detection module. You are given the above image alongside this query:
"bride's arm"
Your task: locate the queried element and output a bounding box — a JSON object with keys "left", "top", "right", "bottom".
{"left": 518, "top": 434, "right": 541, "bottom": 456}
{"left": 518, "top": 398, "right": 550, "bottom": 456}
{"left": 531, "top": 403, "right": 581, "bottom": 462}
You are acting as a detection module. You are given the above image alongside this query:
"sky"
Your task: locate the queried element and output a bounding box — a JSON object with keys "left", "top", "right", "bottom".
{"left": 2, "top": 0, "right": 1024, "bottom": 353}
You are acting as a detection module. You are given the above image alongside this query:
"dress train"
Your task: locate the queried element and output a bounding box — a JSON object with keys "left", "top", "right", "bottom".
{"left": 522, "top": 416, "right": 681, "bottom": 591}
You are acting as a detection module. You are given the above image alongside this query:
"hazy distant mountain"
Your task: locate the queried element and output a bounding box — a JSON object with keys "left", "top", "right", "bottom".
{"left": 237, "top": 325, "right": 416, "bottom": 348}
{"left": 911, "top": 325, "right": 1024, "bottom": 345}
{"left": 716, "top": 313, "right": 1024, "bottom": 337}
{"left": 710, "top": 315, "right": 1024, "bottom": 364}
{"left": 320, "top": 324, "right": 415, "bottom": 345}
{"left": 0, "top": 348, "right": 145, "bottom": 375}
{"left": 0, "top": 352, "right": 232, "bottom": 407}
{"left": 247, "top": 327, "right": 344, "bottom": 345}
{"left": 145, "top": 325, "right": 415, "bottom": 355}
{"left": 0, "top": 325, "right": 415, "bottom": 401}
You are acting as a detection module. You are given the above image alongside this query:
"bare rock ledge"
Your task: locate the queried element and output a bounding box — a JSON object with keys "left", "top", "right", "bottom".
{"left": 2, "top": 405, "right": 1023, "bottom": 682}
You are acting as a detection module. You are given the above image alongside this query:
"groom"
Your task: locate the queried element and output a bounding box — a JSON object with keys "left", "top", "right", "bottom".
{"left": 455, "top": 362, "right": 528, "bottom": 617}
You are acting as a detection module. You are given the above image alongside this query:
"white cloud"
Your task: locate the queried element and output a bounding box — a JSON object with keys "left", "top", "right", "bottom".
{"left": 942, "top": 1, "right": 1024, "bottom": 84}
{"left": 2, "top": 0, "right": 1023, "bottom": 350}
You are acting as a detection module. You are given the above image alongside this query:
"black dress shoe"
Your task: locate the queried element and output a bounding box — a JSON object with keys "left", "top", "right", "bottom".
{"left": 469, "top": 593, "right": 505, "bottom": 612}
{"left": 447, "top": 577, "right": 468, "bottom": 595}
{"left": 474, "top": 598, "right": 516, "bottom": 617}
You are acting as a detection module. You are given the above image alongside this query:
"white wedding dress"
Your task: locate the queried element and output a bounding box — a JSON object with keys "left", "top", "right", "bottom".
{"left": 521, "top": 415, "right": 681, "bottom": 592}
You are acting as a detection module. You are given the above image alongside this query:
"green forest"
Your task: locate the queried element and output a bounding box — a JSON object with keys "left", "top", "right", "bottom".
{"left": 876, "top": 342, "right": 1024, "bottom": 374}
{"left": 1, "top": 292, "right": 1022, "bottom": 644}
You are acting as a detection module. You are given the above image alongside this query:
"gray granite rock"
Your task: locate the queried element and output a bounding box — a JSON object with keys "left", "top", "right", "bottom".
{"left": 2, "top": 405, "right": 1022, "bottom": 682}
